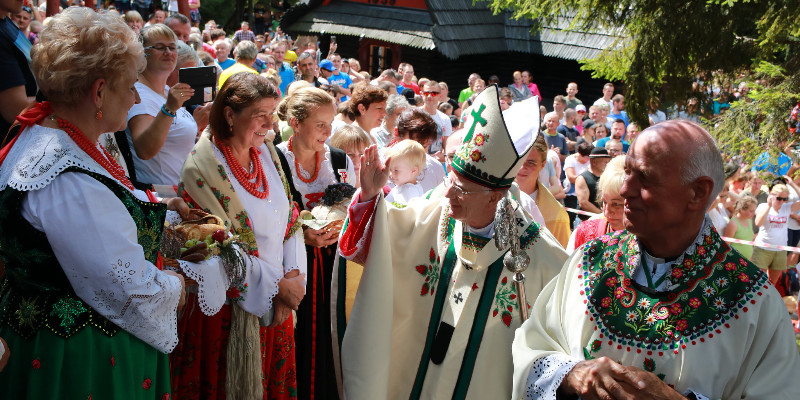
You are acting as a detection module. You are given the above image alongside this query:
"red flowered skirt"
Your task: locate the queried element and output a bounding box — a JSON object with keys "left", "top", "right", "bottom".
{"left": 170, "top": 294, "right": 297, "bottom": 399}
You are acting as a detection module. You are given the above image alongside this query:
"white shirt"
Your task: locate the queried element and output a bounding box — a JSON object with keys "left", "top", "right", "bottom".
{"left": 276, "top": 142, "right": 357, "bottom": 210}
{"left": 126, "top": 82, "right": 197, "bottom": 186}
{"left": 563, "top": 154, "right": 590, "bottom": 195}
{"left": 425, "top": 109, "right": 453, "bottom": 154}
{"left": 386, "top": 182, "right": 425, "bottom": 204}
{"left": 755, "top": 202, "right": 792, "bottom": 248}
{"left": 211, "top": 142, "right": 307, "bottom": 316}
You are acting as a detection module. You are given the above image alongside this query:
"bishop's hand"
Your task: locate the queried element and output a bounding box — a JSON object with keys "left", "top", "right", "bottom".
{"left": 359, "top": 144, "right": 389, "bottom": 201}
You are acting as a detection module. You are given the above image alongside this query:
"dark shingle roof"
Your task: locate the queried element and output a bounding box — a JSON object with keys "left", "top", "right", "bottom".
{"left": 286, "top": 0, "right": 622, "bottom": 60}
{"left": 287, "top": 1, "right": 436, "bottom": 50}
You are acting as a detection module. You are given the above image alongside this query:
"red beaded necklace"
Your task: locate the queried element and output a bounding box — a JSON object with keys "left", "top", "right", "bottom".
{"left": 287, "top": 136, "right": 321, "bottom": 183}
{"left": 57, "top": 117, "right": 135, "bottom": 191}
{"left": 215, "top": 137, "right": 269, "bottom": 199}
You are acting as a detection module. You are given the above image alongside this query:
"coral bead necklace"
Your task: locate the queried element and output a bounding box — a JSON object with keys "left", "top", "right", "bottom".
{"left": 215, "top": 137, "right": 269, "bottom": 199}
{"left": 287, "top": 135, "right": 321, "bottom": 183}
{"left": 57, "top": 117, "right": 135, "bottom": 191}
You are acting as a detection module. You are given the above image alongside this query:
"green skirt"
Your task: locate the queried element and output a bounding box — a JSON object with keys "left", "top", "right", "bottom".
{"left": 0, "top": 325, "right": 171, "bottom": 399}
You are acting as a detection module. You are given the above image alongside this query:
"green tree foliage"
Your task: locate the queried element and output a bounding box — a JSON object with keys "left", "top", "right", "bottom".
{"left": 486, "top": 0, "right": 800, "bottom": 162}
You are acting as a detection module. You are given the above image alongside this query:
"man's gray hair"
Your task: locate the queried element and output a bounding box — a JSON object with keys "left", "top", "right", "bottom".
{"left": 679, "top": 134, "right": 725, "bottom": 209}
{"left": 176, "top": 40, "right": 200, "bottom": 67}
{"left": 297, "top": 51, "right": 314, "bottom": 62}
{"left": 233, "top": 40, "right": 258, "bottom": 61}
{"left": 386, "top": 94, "right": 410, "bottom": 116}
{"left": 165, "top": 13, "right": 190, "bottom": 27}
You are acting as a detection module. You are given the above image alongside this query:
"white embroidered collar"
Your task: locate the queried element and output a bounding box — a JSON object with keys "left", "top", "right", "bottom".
{"left": 0, "top": 124, "right": 118, "bottom": 192}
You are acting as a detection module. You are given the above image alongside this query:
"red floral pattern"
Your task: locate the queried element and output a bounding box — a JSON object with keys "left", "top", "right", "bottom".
{"left": 32, "top": 358, "right": 40, "bottom": 369}
{"left": 415, "top": 248, "right": 441, "bottom": 296}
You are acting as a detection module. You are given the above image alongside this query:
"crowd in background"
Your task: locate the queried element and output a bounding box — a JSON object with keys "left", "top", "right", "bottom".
{"left": 1, "top": 2, "right": 799, "bottom": 399}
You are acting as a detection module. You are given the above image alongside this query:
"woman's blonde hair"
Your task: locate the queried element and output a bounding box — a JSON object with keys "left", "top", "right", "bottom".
{"left": 530, "top": 132, "right": 548, "bottom": 163}
{"left": 124, "top": 10, "right": 143, "bottom": 23}
{"left": 734, "top": 194, "right": 758, "bottom": 214}
{"left": 386, "top": 139, "right": 427, "bottom": 171}
{"left": 329, "top": 125, "right": 370, "bottom": 154}
{"left": 139, "top": 23, "right": 177, "bottom": 47}
{"left": 276, "top": 87, "right": 334, "bottom": 124}
{"left": 31, "top": 8, "right": 144, "bottom": 106}
{"left": 770, "top": 183, "right": 789, "bottom": 196}
{"left": 596, "top": 156, "right": 626, "bottom": 203}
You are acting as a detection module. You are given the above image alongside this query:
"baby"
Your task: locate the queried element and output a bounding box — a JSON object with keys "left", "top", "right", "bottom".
{"left": 385, "top": 139, "right": 427, "bottom": 204}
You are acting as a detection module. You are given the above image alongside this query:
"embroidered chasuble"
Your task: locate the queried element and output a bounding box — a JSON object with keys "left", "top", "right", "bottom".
{"left": 512, "top": 222, "right": 800, "bottom": 399}
{"left": 332, "top": 192, "right": 567, "bottom": 399}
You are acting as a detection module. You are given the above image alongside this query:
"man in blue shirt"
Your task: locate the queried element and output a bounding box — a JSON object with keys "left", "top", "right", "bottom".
{"left": 594, "top": 119, "right": 630, "bottom": 152}
{"left": 608, "top": 94, "right": 629, "bottom": 127}
{"left": 327, "top": 53, "right": 352, "bottom": 102}
{"left": 272, "top": 42, "right": 294, "bottom": 95}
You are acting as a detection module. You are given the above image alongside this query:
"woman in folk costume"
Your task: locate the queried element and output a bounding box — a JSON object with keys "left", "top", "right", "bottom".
{"left": 275, "top": 87, "right": 356, "bottom": 399}
{"left": 0, "top": 8, "right": 233, "bottom": 398}
{"left": 332, "top": 88, "right": 567, "bottom": 399}
{"left": 514, "top": 131, "right": 571, "bottom": 248}
{"left": 174, "top": 73, "right": 307, "bottom": 399}
{"left": 567, "top": 155, "right": 626, "bottom": 252}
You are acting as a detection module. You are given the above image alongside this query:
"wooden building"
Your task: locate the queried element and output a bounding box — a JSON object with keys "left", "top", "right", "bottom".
{"left": 282, "top": 0, "right": 623, "bottom": 105}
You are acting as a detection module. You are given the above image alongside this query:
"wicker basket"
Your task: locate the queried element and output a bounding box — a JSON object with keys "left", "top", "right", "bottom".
{"left": 159, "top": 209, "right": 226, "bottom": 288}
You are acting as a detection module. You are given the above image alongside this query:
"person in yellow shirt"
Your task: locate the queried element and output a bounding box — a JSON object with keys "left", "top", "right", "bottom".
{"left": 218, "top": 41, "right": 258, "bottom": 90}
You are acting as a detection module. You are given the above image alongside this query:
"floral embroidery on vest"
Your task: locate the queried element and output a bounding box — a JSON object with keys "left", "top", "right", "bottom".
{"left": 580, "top": 228, "right": 769, "bottom": 356}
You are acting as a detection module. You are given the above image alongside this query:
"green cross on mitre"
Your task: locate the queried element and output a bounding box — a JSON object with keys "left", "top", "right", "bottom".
{"left": 464, "top": 104, "right": 487, "bottom": 143}
{"left": 450, "top": 85, "right": 540, "bottom": 190}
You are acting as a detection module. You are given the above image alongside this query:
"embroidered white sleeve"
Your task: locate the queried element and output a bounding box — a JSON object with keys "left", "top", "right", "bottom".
{"left": 21, "top": 172, "right": 182, "bottom": 353}
{"left": 237, "top": 249, "right": 285, "bottom": 318}
{"left": 283, "top": 230, "right": 308, "bottom": 287}
{"left": 525, "top": 353, "right": 580, "bottom": 400}
{"left": 177, "top": 257, "right": 229, "bottom": 316}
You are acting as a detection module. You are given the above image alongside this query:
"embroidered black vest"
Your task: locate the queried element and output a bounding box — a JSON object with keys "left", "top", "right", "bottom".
{"left": 0, "top": 167, "right": 167, "bottom": 339}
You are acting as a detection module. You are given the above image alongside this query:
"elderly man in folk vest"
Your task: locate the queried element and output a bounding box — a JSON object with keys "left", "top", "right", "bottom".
{"left": 332, "top": 86, "right": 567, "bottom": 399}
{"left": 512, "top": 120, "right": 800, "bottom": 399}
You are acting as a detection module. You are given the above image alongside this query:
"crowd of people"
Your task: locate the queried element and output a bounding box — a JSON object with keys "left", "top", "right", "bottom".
{"left": 1, "top": 3, "right": 799, "bottom": 400}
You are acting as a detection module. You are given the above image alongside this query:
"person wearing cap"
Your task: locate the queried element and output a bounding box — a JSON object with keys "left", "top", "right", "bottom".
{"left": 574, "top": 103, "right": 587, "bottom": 132}
{"left": 332, "top": 87, "right": 566, "bottom": 399}
{"left": 513, "top": 120, "right": 800, "bottom": 399}
{"left": 327, "top": 53, "right": 353, "bottom": 102}
{"left": 318, "top": 58, "right": 336, "bottom": 83}
{"left": 575, "top": 147, "right": 612, "bottom": 221}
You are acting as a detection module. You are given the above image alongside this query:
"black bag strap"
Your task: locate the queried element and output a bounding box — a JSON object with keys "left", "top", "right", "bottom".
{"left": 274, "top": 145, "right": 306, "bottom": 210}
{"left": 328, "top": 146, "right": 348, "bottom": 183}
{"left": 113, "top": 130, "right": 154, "bottom": 192}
